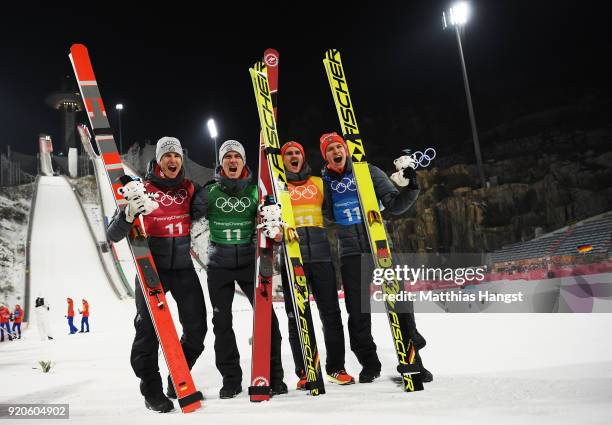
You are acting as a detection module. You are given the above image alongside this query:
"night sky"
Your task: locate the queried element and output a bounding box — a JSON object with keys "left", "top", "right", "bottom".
{"left": 0, "top": 1, "right": 610, "bottom": 170}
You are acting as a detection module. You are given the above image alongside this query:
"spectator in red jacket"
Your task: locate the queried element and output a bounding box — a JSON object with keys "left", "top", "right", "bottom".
{"left": 0, "top": 305, "right": 12, "bottom": 342}
{"left": 67, "top": 298, "right": 78, "bottom": 334}
{"left": 12, "top": 304, "right": 23, "bottom": 339}
{"left": 79, "top": 299, "right": 90, "bottom": 333}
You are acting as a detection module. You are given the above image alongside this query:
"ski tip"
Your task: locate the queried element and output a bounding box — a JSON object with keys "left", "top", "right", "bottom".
{"left": 323, "top": 48, "right": 341, "bottom": 61}
{"left": 69, "top": 44, "right": 96, "bottom": 81}
{"left": 263, "top": 49, "right": 279, "bottom": 67}
{"left": 253, "top": 61, "right": 265, "bottom": 72}
{"left": 70, "top": 43, "right": 87, "bottom": 53}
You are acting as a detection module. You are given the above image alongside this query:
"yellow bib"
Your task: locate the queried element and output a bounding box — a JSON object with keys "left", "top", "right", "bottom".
{"left": 288, "top": 176, "right": 324, "bottom": 228}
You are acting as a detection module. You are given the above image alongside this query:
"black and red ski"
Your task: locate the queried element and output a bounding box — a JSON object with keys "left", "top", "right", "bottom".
{"left": 249, "top": 48, "right": 280, "bottom": 402}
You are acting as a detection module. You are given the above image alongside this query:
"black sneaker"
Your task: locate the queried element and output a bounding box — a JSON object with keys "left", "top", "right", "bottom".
{"left": 270, "top": 381, "right": 288, "bottom": 396}
{"left": 166, "top": 376, "right": 177, "bottom": 399}
{"left": 144, "top": 393, "right": 174, "bottom": 413}
{"left": 219, "top": 384, "right": 242, "bottom": 399}
{"left": 358, "top": 368, "right": 381, "bottom": 383}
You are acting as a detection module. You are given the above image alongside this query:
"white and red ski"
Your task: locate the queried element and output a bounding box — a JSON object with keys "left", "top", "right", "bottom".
{"left": 69, "top": 43, "right": 203, "bottom": 413}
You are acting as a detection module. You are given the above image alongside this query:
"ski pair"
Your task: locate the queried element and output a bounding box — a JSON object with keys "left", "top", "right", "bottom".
{"left": 249, "top": 51, "right": 326, "bottom": 401}
{"left": 69, "top": 44, "right": 204, "bottom": 413}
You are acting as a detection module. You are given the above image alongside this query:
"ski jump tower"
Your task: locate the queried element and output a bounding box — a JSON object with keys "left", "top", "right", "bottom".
{"left": 45, "top": 76, "right": 83, "bottom": 154}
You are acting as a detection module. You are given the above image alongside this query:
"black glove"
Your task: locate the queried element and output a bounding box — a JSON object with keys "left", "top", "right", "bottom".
{"left": 402, "top": 166, "right": 419, "bottom": 189}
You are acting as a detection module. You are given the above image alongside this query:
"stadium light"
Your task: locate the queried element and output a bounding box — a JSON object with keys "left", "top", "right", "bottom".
{"left": 442, "top": 2, "right": 486, "bottom": 188}
{"left": 443, "top": 2, "right": 470, "bottom": 28}
{"left": 207, "top": 118, "right": 219, "bottom": 168}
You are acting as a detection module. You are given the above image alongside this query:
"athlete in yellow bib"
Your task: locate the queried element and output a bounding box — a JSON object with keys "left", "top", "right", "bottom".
{"left": 281, "top": 141, "right": 355, "bottom": 388}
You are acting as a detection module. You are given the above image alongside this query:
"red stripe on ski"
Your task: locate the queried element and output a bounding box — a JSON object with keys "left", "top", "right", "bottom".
{"left": 102, "top": 152, "right": 121, "bottom": 165}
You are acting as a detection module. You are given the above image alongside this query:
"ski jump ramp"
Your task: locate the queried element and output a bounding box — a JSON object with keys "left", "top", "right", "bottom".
{"left": 27, "top": 176, "right": 121, "bottom": 336}
{"left": 38, "top": 135, "right": 54, "bottom": 176}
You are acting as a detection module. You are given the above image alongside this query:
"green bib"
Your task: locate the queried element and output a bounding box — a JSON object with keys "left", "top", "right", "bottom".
{"left": 207, "top": 183, "right": 258, "bottom": 244}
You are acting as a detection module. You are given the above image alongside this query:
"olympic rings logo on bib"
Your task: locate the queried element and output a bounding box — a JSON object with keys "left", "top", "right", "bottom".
{"left": 330, "top": 177, "right": 356, "bottom": 194}
{"left": 154, "top": 189, "right": 188, "bottom": 207}
{"left": 215, "top": 196, "right": 252, "bottom": 213}
{"left": 290, "top": 184, "right": 318, "bottom": 200}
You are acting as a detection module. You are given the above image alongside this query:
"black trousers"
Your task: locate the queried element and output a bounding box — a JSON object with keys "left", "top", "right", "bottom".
{"left": 340, "top": 255, "right": 427, "bottom": 371}
{"left": 282, "top": 261, "right": 346, "bottom": 375}
{"left": 131, "top": 268, "right": 207, "bottom": 397}
{"left": 207, "top": 264, "right": 283, "bottom": 386}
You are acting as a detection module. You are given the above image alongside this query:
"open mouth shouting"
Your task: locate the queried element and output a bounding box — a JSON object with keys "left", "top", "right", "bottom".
{"left": 222, "top": 151, "right": 245, "bottom": 178}
{"left": 324, "top": 141, "right": 347, "bottom": 173}
{"left": 159, "top": 152, "right": 183, "bottom": 178}
{"left": 282, "top": 145, "right": 304, "bottom": 173}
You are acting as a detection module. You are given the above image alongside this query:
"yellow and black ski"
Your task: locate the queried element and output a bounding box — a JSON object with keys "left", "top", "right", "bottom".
{"left": 323, "top": 48, "right": 424, "bottom": 392}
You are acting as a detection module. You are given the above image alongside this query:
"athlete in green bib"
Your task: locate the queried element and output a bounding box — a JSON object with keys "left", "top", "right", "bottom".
{"left": 206, "top": 178, "right": 258, "bottom": 245}
{"left": 197, "top": 140, "right": 287, "bottom": 399}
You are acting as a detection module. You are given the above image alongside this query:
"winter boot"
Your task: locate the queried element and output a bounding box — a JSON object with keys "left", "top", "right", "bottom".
{"left": 420, "top": 367, "right": 434, "bottom": 383}
{"left": 358, "top": 367, "right": 381, "bottom": 383}
{"left": 219, "top": 383, "right": 242, "bottom": 399}
{"left": 166, "top": 375, "right": 177, "bottom": 399}
{"left": 144, "top": 393, "right": 174, "bottom": 413}
{"left": 415, "top": 351, "right": 433, "bottom": 383}
{"left": 140, "top": 380, "right": 174, "bottom": 413}
{"left": 270, "top": 381, "right": 288, "bottom": 396}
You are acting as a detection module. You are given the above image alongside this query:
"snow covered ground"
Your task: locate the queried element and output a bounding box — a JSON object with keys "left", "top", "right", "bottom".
{"left": 2, "top": 295, "right": 612, "bottom": 424}
{"left": 1, "top": 176, "right": 611, "bottom": 424}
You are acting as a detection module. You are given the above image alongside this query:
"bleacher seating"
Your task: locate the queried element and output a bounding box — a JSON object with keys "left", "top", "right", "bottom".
{"left": 491, "top": 212, "right": 612, "bottom": 263}
{"left": 553, "top": 217, "right": 612, "bottom": 256}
